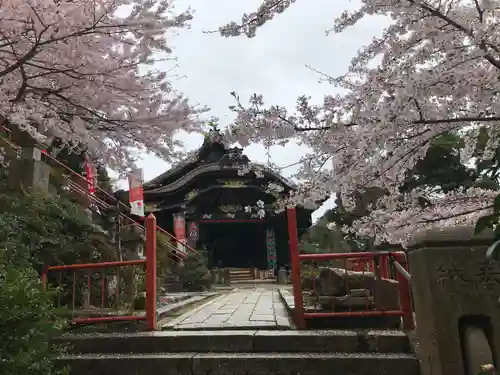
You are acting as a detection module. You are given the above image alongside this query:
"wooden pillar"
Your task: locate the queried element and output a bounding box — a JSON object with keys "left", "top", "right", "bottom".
{"left": 287, "top": 207, "right": 305, "bottom": 329}
{"left": 145, "top": 214, "right": 157, "bottom": 331}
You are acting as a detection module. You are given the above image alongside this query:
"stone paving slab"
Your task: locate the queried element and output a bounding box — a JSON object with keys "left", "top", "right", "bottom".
{"left": 162, "top": 288, "right": 291, "bottom": 330}
{"left": 157, "top": 294, "right": 217, "bottom": 320}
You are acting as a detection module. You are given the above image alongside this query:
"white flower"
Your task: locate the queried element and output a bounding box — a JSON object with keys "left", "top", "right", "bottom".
{"left": 218, "top": 0, "right": 500, "bottom": 246}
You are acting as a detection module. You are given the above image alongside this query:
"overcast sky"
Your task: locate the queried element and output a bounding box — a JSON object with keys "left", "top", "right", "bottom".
{"left": 133, "top": 0, "right": 388, "bottom": 221}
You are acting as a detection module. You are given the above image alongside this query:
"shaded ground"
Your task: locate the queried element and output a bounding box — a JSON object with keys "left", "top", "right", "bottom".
{"left": 63, "top": 292, "right": 220, "bottom": 333}
{"left": 162, "top": 288, "right": 292, "bottom": 330}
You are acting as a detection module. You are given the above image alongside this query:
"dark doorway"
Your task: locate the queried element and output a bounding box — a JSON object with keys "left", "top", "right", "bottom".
{"left": 199, "top": 221, "right": 266, "bottom": 269}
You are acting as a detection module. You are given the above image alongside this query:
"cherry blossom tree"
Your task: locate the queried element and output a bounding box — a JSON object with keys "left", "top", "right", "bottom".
{"left": 220, "top": 0, "right": 500, "bottom": 246}
{"left": 0, "top": 0, "right": 204, "bottom": 171}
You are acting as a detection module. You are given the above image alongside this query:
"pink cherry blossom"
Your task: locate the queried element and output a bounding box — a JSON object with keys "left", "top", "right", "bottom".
{"left": 221, "top": 0, "right": 500, "bottom": 245}
{"left": 1, "top": 0, "right": 205, "bottom": 171}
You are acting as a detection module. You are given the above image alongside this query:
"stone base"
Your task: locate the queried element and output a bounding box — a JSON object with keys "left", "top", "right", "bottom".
{"left": 8, "top": 158, "right": 50, "bottom": 192}
{"left": 56, "top": 330, "right": 412, "bottom": 354}
{"left": 59, "top": 352, "right": 419, "bottom": 375}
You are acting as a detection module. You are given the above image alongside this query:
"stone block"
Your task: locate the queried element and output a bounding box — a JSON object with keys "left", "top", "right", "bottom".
{"left": 211, "top": 268, "right": 219, "bottom": 284}
{"left": 408, "top": 226, "right": 499, "bottom": 375}
{"left": 222, "top": 268, "right": 231, "bottom": 285}
{"left": 58, "top": 353, "right": 194, "bottom": 375}
{"left": 278, "top": 268, "right": 288, "bottom": 284}
{"left": 8, "top": 158, "right": 50, "bottom": 192}
{"left": 249, "top": 314, "right": 275, "bottom": 322}
{"left": 314, "top": 267, "right": 400, "bottom": 310}
{"left": 190, "top": 352, "right": 419, "bottom": 375}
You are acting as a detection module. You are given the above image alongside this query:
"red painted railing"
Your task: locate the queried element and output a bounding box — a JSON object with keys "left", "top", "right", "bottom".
{"left": 286, "top": 207, "right": 414, "bottom": 330}
{"left": 0, "top": 124, "right": 197, "bottom": 260}
{"left": 42, "top": 214, "right": 158, "bottom": 329}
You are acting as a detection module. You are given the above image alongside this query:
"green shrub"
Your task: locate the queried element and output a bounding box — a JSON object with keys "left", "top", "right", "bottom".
{"left": 0, "top": 186, "right": 99, "bottom": 268}
{"left": 0, "top": 260, "right": 66, "bottom": 375}
{"left": 0, "top": 184, "right": 113, "bottom": 374}
{"left": 176, "top": 251, "right": 211, "bottom": 292}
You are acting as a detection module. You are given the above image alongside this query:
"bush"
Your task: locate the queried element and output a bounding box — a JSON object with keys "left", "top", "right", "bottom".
{"left": 0, "top": 186, "right": 101, "bottom": 267}
{"left": 176, "top": 251, "right": 211, "bottom": 292}
{"left": 0, "top": 183, "right": 115, "bottom": 374}
{"left": 0, "top": 260, "right": 66, "bottom": 375}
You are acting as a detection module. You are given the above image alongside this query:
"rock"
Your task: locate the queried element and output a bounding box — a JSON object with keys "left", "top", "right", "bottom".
{"left": 350, "top": 288, "right": 371, "bottom": 297}
{"left": 314, "top": 267, "right": 400, "bottom": 310}
{"left": 317, "top": 295, "right": 374, "bottom": 309}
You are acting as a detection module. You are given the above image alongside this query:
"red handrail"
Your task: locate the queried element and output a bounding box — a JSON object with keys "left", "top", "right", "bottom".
{"left": 41, "top": 214, "right": 158, "bottom": 330}
{"left": 0, "top": 125, "right": 197, "bottom": 257}
{"left": 46, "top": 259, "right": 146, "bottom": 271}
{"left": 40, "top": 147, "right": 197, "bottom": 256}
{"left": 286, "top": 207, "right": 414, "bottom": 330}
{"left": 66, "top": 180, "right": 184, "bottom": 261}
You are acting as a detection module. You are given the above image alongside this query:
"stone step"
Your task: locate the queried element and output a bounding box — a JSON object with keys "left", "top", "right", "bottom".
{"left": 230, "top": 275, "right": 254, "bottom": 281}
{"left": 58, "top": 352, "right": 419, "bottom": 375}
{"left": 56, "top": 329, "right": 411, "bottom": 354}
{"left": 229, "top": 271, "right": 253, "bottom": 276}
{"left": 229, "top": 272, "right": 253, "bottom": 276}
{"left": 230, "top": 274, "right": 254, "bottom": 281}
{"left": 229, "top": 268, "right": 253, "bottom": 273}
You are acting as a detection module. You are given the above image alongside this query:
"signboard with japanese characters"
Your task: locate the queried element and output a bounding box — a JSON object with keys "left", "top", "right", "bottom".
{"left": 266, "top": 228, "right": 277, "bottom": 274}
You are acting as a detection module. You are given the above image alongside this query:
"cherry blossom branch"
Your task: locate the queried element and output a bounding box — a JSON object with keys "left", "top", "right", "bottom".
{"left": 0, "top": 0, "right": 200, "bottom": 172}
{"left": 293, "top": 116, "right": 500, "bottom": 132}
{"left": 217, "top": 0, "right": 296, "bottom": 38}
{"left": 221, "top": 0, "right": 500, "bottom": 245}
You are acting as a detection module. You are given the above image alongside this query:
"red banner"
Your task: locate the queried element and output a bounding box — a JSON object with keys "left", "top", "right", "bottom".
{"left": 83, "top": 156, "right": 96, "bottom": 195}
{"left": 128, "top": 169, "right": 144, "bottom": 217}
{"left": 173, "top": 214, "right": 187, "bottom": 256}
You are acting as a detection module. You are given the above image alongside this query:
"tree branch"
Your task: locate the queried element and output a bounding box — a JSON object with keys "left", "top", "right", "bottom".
{"left": 294, "top": 116, "right": 500, "bottom": 132}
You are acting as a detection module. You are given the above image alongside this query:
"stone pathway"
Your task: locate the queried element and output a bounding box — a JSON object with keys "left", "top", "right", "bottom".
{"left": 162, "top": 288, "right": 291, "bottom": 330}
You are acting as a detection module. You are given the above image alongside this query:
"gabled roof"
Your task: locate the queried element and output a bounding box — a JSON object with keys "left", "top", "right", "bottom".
{"left": 143, "top": 128, "right": 296, "bottom": 192}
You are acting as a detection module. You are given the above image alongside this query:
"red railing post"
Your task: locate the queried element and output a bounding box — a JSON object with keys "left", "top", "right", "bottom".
{"left": 41, "top": 264, "right": 48, "bottom": 291}
{"left": 145, "top": 213, "right": 157, "bottom": 330}
{"left": 394, "top": 253, "right": 414, "bottom": 330}
{"left": 287, "top": 207, "right": 305, "bottom": 329}
{"left": 379, "top": 254, "right": 389, "bottom": 279}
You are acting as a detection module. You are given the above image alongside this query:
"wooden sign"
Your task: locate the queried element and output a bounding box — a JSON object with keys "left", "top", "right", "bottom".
{"left": 188, "top": 222, "right": 199, "bottom": 241}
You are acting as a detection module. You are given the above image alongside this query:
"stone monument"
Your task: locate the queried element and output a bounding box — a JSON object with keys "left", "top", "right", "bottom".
{"left": 8, "top": 129, "right": 50, "bottom": 192}
{"left": 408, "top": 226, "right": 498, "bottom": 375}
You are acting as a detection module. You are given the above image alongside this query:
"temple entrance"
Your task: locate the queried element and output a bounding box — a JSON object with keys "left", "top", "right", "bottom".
{"left": 199, "top": 221, "right": 267, "bottom": 269}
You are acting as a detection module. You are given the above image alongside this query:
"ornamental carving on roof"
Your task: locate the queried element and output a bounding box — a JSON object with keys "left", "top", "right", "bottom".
{"left": 219, "top": 205, "right": 242, "bottom": 213}
{"left": 185, "top": 189, "right": 199, "bottom": 201}
{"left": 217, "top": 179, "right": 246, "bottom": 188}
{"left": 220, "top": 147, "right": 249, "bottom": 165}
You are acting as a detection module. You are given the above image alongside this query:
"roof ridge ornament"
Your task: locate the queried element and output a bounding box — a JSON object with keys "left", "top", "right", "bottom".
{"left": 203, "top": 121, "right": 223, "bottom": 144}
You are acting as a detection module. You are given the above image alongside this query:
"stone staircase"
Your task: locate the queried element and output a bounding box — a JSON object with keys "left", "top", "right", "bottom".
{"left": 57, "top": 329, "right": 419, "bottom": 375}
{"left": 229, "top": 267, "right": 254, "bottom": 283}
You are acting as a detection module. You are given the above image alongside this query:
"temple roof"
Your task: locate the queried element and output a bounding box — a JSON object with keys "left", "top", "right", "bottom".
{"left": 143, "top": 127, "right": 296, "bottom": 193}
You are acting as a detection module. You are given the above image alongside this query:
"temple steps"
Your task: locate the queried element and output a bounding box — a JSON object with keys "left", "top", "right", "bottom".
{"left": 57, "top": 330, "right": 419, "bottom": 375}
{"left": 229, "top": 268, "right": 254, "bottom": 282}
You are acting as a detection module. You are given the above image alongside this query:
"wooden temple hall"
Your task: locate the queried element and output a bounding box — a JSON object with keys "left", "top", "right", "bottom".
{"left": 142, "top": 128, "right": 312, "bottom": 277}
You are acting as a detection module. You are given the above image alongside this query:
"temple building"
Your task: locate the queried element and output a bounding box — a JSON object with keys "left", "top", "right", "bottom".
{"left": 142, "top": 128, "right": 313, "bottom": 273}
